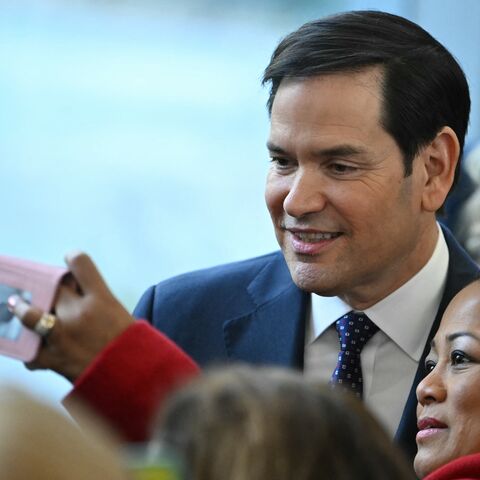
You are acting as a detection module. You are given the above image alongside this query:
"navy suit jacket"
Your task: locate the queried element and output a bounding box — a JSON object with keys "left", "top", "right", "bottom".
{"left": 134, "top": 227, "right": 479, "bottom": 461}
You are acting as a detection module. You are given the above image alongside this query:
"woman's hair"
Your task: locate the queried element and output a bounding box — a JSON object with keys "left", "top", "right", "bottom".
{"left": 156, "top": 366, "right": 414, "bottom": 480}
{"left": 0, "top": 386, "right": 127, "bottom": 480}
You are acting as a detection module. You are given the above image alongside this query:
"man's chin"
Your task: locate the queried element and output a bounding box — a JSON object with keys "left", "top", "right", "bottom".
{"left": 288, "top": 262, "right": 339, "bottom": 296}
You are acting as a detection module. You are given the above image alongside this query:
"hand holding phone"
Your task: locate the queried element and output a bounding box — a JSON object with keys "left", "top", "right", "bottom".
{"left": 0, "top": 255, "right": 68, "bottom": 361}
{"left": 6, "top": 252, "right": 135, "bottom": 382}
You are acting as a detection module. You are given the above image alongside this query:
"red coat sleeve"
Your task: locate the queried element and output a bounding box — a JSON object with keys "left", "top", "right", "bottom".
{"left": 423, "top": 453, "right": 480, "bottom": 480}
{"left": 63, "top": 320, "right": 200, "bottom": 442}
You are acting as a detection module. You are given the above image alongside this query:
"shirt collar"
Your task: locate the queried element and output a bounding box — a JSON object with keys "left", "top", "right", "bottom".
{"left": 308, "top": 225, "right": 449, "bottom": 361}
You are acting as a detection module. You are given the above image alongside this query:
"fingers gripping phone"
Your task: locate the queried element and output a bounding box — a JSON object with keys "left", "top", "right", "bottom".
{"left": 0, "top": 255, "right": 68, "bottom": 361}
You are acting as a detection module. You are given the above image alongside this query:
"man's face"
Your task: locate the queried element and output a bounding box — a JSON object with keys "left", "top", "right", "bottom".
{"left": 265, "top": 69, "right": 436, "bottom": 309}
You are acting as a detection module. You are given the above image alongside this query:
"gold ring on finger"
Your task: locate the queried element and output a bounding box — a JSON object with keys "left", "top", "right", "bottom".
{"left": 34, "top": 313, "right": 57, "bottom": 338}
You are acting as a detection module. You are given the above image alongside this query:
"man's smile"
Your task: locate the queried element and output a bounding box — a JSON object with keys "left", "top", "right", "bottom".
{"left": 284, "top": 228, "right": 344, "bottom": 255}
{"left": 289, "top": 230, "right": 342, "bottom": 242}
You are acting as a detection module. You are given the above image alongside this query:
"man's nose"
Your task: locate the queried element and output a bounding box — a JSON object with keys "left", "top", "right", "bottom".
{"left": 416, "top": 366, "right": 447, "bottom": 406}
{"left": 283, "top": 169, "right": 328, "bottom": 218}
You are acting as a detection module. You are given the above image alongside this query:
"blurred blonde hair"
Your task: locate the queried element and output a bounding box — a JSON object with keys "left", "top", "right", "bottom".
{"left": 157, "top": 366, "right": 415, "bottom": 480}
{"left": 0, "top": 386, "right": 128, "bottom": 480}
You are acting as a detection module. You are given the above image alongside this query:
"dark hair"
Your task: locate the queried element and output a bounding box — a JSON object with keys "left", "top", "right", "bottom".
{"left": 262, "top": 10, "right": 470, "bottom": 177}
{"left": 156, "top": 366, "right": 414, "bottom": 480}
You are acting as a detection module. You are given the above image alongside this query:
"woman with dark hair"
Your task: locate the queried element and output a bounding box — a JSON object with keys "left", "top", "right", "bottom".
{"left": 155, "top": 366, "right": 414, "bottom": 480}
{"left": 415, "top": 280, "right": 480, "bottom": 479}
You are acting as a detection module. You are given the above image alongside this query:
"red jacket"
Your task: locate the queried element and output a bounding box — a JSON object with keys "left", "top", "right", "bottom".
{"left": 64, "top": 320, "right": 199, "bottom": 442}
{"left": 424, "top": 454, "right": 480, "bottom": 480}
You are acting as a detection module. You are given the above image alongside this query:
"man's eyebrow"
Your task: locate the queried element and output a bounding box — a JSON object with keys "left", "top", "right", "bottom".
{"left": 265, "top": 142, "right": 367, "bottom": 157}
{"left": 446, "top": 331, "right": 480, "bottom": 342}
{"left": 266, "top": 141, "right": 287, "bottom": 154}
{"left": 315, "top": 145, "right": 367, "bottom": 158}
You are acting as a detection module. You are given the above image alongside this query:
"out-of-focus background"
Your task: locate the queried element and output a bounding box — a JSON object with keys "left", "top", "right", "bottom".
{"left": 1, "top": 0, "right": 479, "bottom": 408}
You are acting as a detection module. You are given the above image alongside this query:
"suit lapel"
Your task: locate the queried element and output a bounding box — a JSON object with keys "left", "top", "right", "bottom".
{"left": 395, "top": 226, "right": 480, "bottom": 460}
{"left": 223, "top": 252, "right": 308, "bottom": 368}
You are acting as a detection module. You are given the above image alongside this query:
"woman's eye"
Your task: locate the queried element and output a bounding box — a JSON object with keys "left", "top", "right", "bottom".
{"left": 451, "top": 350, "right": 469, "bottom": 366}
{"left": 425, "top": 360, "right": 436, "bottom": 373}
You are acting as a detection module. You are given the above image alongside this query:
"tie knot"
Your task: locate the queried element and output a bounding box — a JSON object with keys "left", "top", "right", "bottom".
{"left": 335, "top": 311, "right": 379, "bottom": 354}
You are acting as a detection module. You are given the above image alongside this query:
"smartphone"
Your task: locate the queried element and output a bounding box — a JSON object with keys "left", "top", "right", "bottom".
{"left": 0, "top": 255, "right": 68, "bottom": 361}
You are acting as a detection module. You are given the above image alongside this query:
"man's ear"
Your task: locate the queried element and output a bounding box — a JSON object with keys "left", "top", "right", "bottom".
{"left": 420, "top": 126, "right": 460, "bottom": 212}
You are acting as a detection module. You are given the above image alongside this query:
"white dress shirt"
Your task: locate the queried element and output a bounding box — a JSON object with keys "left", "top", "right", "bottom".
{"left": 304, "top": 225, "right": 449, "bottom": 436}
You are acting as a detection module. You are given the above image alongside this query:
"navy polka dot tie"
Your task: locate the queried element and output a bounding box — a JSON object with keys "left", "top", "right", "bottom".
{"left": 330, "top": 311, "right": 379, "bottom": 398}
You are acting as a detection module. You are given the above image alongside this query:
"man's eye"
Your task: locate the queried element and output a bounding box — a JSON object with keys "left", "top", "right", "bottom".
{"left": 451, "top": 350, "right": 470, "bottom": 366}
{"left": 425, "top": 360, "right": 436, "bottom": 373}
{"left": 330, "top": 163, "right": 356, "bottom": 174}
{"left": 270, "top": 157, "right": 292, "bottom": 168}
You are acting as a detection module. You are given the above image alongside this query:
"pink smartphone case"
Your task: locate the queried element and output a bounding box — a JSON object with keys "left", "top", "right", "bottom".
{"left": 0, "top": 255, "right": 68, "bottom": 361}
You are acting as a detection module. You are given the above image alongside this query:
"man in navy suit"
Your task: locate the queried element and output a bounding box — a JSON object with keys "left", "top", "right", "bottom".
{"left": 132, "top": 11, "right": 478, "bottom": 458}
{"left": 11, "top": 11, "right": 478, "bottom": 459}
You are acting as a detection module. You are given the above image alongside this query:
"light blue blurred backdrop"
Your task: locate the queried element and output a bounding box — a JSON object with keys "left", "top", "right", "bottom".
{"left": 1, "top": 0, "right": 479, "bottom": 408}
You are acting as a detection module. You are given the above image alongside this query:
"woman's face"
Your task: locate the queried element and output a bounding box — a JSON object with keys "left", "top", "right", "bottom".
{"left": 414, "top": 281, "right": 480, "bottom": 478}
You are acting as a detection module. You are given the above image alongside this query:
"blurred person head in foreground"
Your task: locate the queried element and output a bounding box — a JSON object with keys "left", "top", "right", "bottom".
{"left": 0, "top": 387, "right": 128, "bottom": 480}
{"left": 155, "top": 366, "right": 414, "bottom": 480}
